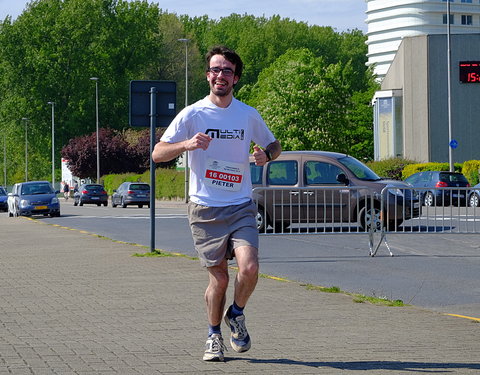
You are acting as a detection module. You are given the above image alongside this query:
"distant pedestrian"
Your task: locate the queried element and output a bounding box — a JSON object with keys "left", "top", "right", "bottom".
{"left": 63, "top": 181, "right": 70, "bottom": 200}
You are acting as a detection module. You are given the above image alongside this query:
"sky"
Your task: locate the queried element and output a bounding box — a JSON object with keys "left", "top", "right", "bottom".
{"left": 0, "top": 0, "right": 367, "bottom": 32}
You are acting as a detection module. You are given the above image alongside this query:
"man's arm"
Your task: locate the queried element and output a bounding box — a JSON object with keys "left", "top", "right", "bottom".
{"left": 152, "top": 132, "right": 213, "bottom": 163}
{"left": 252, "top": 140, "right": 282, "bottom": 166}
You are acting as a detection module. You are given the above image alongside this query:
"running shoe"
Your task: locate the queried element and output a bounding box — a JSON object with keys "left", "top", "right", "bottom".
{"left": 203, "top": 333, "right": 226, "bottom": 361}
{"left": 223, "top": 306, "right": 251, "bottom": 352}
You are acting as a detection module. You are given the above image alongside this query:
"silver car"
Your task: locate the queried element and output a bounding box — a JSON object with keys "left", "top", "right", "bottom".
{"left": 111, "top": 182, "right": 150, "bottom": 208}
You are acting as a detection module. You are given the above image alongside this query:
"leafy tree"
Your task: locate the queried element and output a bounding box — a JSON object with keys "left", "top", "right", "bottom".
{"left": 0, "top": 0, "right": 163, "bottom": 183}
{"left": 345, "top": 74, "right": 380, "bottom": 161}
{"left": 241, "top": 48, "right": 354, "bottom": 153}
{"left": 0, "top": 6, "right": 376, "bottom": 183}
{"left": 61, "top": 128, "right": 136, "bottom": 179}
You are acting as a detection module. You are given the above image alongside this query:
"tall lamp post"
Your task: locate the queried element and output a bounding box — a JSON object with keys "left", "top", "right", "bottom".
{"left": 22, "top": 117, "right": 28, "bottom": 181}
{"left": 178, "top": 38, "right": 190, "bottom": 203}
{"left": 47, "top": 102, "right": 55, "bottom": 188}
{"left": 90, "top": 77, "right": 100, "bottom": 183}
{"left": 446, "top": 1, "right": 454, "bottom": 172}
{"left": 3, "top": 134, "right": 6, "bottom": 187}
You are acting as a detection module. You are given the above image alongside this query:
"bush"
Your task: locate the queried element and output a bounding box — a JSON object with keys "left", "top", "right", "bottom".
{"left": 461, "top": 160, "right": 480, "bottom": 186}
{"left": 367, "top": 157, "right": 416, "bottom": 180}
{"left": 103, "top": 168, "right": 185, "bottom": 200}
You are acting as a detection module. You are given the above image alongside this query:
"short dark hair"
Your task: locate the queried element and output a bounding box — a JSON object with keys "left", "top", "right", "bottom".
{"left": 205, "top": 45, "right": 243, "bottom": 79}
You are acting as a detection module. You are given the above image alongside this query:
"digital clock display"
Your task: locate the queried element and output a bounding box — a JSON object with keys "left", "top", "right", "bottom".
{"left": 459, "top": 61, "right": 480, "bottom": 83}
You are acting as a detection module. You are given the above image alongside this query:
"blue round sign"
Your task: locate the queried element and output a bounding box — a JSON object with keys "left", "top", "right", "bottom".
{"left": 449, "top": 139, "right": 458, "bottom": 149}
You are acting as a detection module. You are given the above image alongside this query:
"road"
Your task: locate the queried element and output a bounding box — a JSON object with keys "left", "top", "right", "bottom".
{"left": 8, "top": 199, "right": 480, "bottom": 320}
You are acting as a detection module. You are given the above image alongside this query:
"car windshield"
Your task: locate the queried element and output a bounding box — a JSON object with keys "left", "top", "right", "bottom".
{"left": 22, "top": 183, "right": 53, "bottom": 195}
{"left": 439, "top": 173, "right": 468, "bottom": 183}
{"left": 85, "top": 185, "right": 104, "bottom": 191}
{"left": 0, "top": 187, "right": 6, "bottom": 195}
{"left": 338, "top": 156, "right": 381, "bottom": 181}
{"left": 130, "top": 184, "right": 149, "bottom": 190}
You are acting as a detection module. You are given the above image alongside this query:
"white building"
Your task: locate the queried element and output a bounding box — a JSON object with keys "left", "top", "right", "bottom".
{"left": 366, "top": 0, "right": 480, "bottom": 80}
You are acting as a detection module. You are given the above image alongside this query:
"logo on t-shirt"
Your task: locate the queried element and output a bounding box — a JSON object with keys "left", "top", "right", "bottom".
{"left": 205, "top": 128, "right": 244, "bottom": 140}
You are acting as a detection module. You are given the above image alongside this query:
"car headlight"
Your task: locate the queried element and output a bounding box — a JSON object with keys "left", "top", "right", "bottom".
{"left": 388, "top": 188, "right": 405, "bottom": 197}
{"left": 51, "top": 197, "right": 59, "bottom": 204}
{"left": 19, "top": 199, "right": 30, "bottom": 208}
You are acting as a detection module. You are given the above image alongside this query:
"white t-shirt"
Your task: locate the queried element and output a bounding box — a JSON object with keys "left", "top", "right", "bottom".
{"left": 161, "top": 96, "right": 276, "bottom": 207}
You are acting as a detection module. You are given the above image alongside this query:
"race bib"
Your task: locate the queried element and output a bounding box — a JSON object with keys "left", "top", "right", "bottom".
{"left": 204, "top": 158, "right": 244, "bottom": 192}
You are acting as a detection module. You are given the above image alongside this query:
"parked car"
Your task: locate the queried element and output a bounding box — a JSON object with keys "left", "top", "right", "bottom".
{"left": 250, "top": 151, "right": 421, "bottom": 232}
{"left": 111, "top": 182, "right": 150, "bottom": 208}
{"left": 73, "top": 184, "right": 108, "bottom": 206}
{"left": 404, "top": 171, "right": 470, "bottom": 206}
{"left": 467, "top": 182, "right": 480, "bottom": 207}
{"left": 8, "top": 181, "right": 60, "bottom": 217}
{"left": 0, "top": 186, "right": 8, "bottom": 212}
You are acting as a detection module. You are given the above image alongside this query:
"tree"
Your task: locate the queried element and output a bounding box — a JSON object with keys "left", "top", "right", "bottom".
{"left": 241, "top": 49, "right": 354, "bottom": 153}
{"left": 0, "top": 0, "right": 163, "bottom": 182}
{"left": 61, "top": 128, "right": 136, "bottom": 178}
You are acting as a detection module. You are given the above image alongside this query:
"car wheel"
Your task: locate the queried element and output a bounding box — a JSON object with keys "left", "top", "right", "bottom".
{"left": 256, "top": 206, "right": 267, "bottom": 232}
{"left": 79, "top": 201, "right": 83, "bottom": 206}
{"left": 96, "top": 203, "right": 101, "bottom": 206}
{"left": 359, "top": 204, "right": 382, "bottom": 232}
{"left": 469, "top": 193, "right": 480, "bottom": 207}
{"left": 423, "top": 192, "right": 435, "bottom": 206}
{"left": 138, "top": 204, "right": 143, "bottom": 208}
{"left": 121, "top": 198, "right": 127, "bottom": 208}
{"left": 103, "top": 202, "right": 107, "bottom": 207}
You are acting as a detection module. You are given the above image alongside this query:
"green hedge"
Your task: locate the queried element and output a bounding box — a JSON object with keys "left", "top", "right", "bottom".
{"left": 462, "top": 160, "right": 480, "bottom": 186}
{"left": 103, "top": 168, "right": 185, "bottom": 200}
{"left": 367, "top": 157, "right": 416, "bottom": 180}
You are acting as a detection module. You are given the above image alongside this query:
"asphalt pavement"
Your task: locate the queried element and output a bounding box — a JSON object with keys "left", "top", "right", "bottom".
{"left": 1, "top": 213, "right": 479, "bottom": 374}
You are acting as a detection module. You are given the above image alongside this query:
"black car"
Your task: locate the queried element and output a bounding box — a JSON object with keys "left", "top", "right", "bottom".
{"left": 73, "top": 184, "right": 108, "bottom": 206}
{"left": 0, "top": 186, "right": 9, "bottom": 212}
{"left": 111, "top": 182, "right": 150, "bottom": 208}
{"left": 404, "top": 171, "right": 470, "bottom": 206}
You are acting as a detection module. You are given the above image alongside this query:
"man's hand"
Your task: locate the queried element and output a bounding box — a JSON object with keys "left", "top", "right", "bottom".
{"left": 252, "top": 145, "right": 268, "bottom": 166}
{"left": 185, "top": 132, "right": 212, "bottom": 151}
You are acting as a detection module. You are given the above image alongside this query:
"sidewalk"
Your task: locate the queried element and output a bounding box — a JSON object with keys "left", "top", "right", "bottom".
{"left": 1, "top": 216, "right": 479, "bottom": 375}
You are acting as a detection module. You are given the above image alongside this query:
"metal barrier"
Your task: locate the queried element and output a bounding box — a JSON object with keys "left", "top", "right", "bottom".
{"left": 371, "top": 186, "right": 480, "bottom": 256}
{"left": 252, "top": 185, "right": 422, "bottom": 256}
{"left": 253, "top": 185, "right": 480, "bottom": 257}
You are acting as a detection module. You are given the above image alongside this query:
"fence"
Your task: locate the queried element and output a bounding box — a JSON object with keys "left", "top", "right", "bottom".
{"left": 253, "top": 185, "right": 479, "bottom": 257}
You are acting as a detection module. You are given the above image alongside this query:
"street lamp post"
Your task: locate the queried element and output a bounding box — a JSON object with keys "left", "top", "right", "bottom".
{"left": 90, "top": 77, "right": 100, "bottom": 183}
{"left": 3, "top": 134, "right": 6, "bottom": 187}
{"left": 22, "top": 117, "right": 28, "bottom": 181}
{"left": 47, "top": 102, "right": 55, "bottom": 188}
{"left": 446, "top": 1, "right": 454, "bottom": 172}
{"left": 178, "top": 38, "right": 190, "bottom": 203}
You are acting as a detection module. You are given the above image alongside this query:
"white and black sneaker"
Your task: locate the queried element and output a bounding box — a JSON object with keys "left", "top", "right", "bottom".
{"left": 203, "top": 333, "right": 226, "bottom": 362}
{"left": 223, "top": 306, "right": 251, "bottom": 353}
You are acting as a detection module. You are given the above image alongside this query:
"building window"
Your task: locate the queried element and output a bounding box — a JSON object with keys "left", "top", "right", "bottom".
{"left": 443, "top": 14, "right": 455, "bottom": 24}
{"left": 442, "top": 0, "right": 454, "bottom": 2}
{"left": 461, "top": 0, "right": 472, "bottom": 3}
{"left": 461, "top": 15, "right": 473, "bottom": 25}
